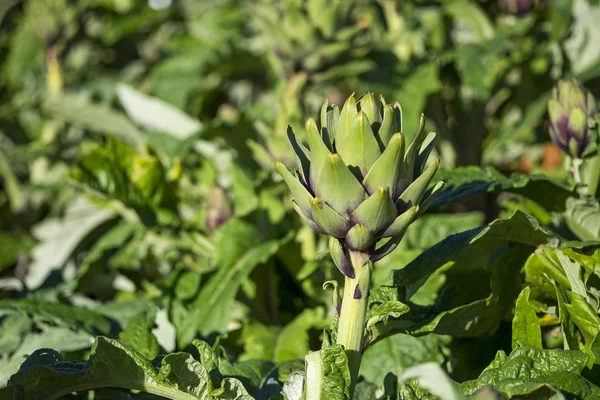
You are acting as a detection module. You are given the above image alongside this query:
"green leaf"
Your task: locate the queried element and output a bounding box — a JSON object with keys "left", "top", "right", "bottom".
{"left": 176, "top": 220, "right": 283, "bottom": 344}
{"left": 512, "top": 286, "right": 542, "bottom": 350}
{"left": 0, "top": 231, "right": 34, "bottom": 274}
{"left": 305, "top": 344, "right": 352, "bottom": 400}
{"left": 218, "top": 358, "right": 274, "bottom": 394}
{"left": 394, "top": 210, "right": 553, "bottom": 290}
{"left": 563, "top": 197, "right": 600, "bottom": 241}
{"left": 230, "top": 164, "right": 260, "bottom": 217}
{"left": 42, "top": 92, "right": 146, "bottom": 150}
{"left": 240, "top": 308, "right": 328, "bottom": 363}
{"left": 282, "top": 371, "right": 305, "bottom": 400}
{"left": 360, "top": 334, "right": 450, "bottom": 389}
{"left": 444, "top": 0, "right": 494, "bottom": 41}
{"left": 366, "top": 301, "right": 410, "bottom": 331}
{"left": 370, "top": 211, "right": 554, "bottom": 344}
{"left": 25, "top": 197, "right": 115, "bottom": 289}
{"left": 555, "top": 250, "right": 589, "bottom": 302}
{"left": 71, "top": 139, "right": 172, "bottom": 212}
{"left": 394, "top": 64, "right": 440, "bottom": 138}
{"left": 116, "top": 83, "right": 202, "bottom": 140}
{"left": 460, "top": 346, "right": 600, "bottom": 398}
{"left": 0, "top": 337, "right": 252, "bottom": 400}
{"left": 0, "top": 328, "right": 94, "bottom": 389}
{"left": 432, "top": 166, "right": 576, "bottom": 212}
{"left": 563, "top": 291, "right": 600, "bottom": 366}
{"left": 400, "top": 362, "right": 464, "bottom": 400}
{"left": 0, "top": 299, "right": 113, "bottom": 336}
{"left": 119, "top": 308, "right": 160, "bottom": 359}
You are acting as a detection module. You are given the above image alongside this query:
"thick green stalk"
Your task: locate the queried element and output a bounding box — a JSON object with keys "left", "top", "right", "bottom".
{"left": 585, "top": 154, "right": 600, "bottom": 198}
{"left": 336, "top": 251, "right": 372, "bottom": 394}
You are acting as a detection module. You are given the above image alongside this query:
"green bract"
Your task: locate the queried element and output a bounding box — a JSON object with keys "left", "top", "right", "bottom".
{"left": 277, "top": 93, "right": 444, "bottom": 277}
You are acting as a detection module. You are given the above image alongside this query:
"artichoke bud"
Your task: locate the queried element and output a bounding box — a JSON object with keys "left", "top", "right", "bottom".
{"left": 278, "top": 93, "right": 443, "bottom": 276}
{"left": 205, "top": 186, "right": 233, "bottom": 232}
{"left": 498, "top": 0, "right": 536, "bottom": 16}
{"left": 548, "top": 78, "right": 597, "bottom": 159}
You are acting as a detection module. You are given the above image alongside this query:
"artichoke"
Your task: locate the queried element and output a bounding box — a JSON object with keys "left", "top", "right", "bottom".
{"left": 205, "top": 186, "right": 233, "bottom": 231}
{"left": 277, "top": 93, "right": 444, "bottom": 277}
{"left": 498, "top": 0, "right": 536, "bottom": 15}
{"left": 548, "top": 78, "right": 597, "bottom": 159}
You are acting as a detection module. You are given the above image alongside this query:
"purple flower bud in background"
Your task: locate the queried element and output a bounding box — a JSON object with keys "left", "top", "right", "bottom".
{"left": 498, "top": 0, "right": 535, "bottom": 16}
{"left": 205, "top": 186, "right": 233, "bottom": 231}
{"left": 548, "top": 78, "right": 597, "bottom": 159}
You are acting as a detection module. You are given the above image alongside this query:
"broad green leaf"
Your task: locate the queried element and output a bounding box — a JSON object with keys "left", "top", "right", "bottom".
{"left": 371, "top": 212, "right": 553, "bottom": 344}
{"left": 25, "top": 197, "right": 115, "bottom": 289}
{"left": 218, "top": 358, "right": 274, "bottom": 395}
{"left": 71, "top": 139, "right": 172, "bottom": 213}
{"left": 176, "top": 220, "right": 283, "bottom": 343}
{"left": 460, "top": 346, "right": 600, "bottom": 398}
{"left": 242, "top": 308, "right": 327, "bottom": 363}
{"left": 0, "top": 231, "right": 34, "bottom": 274}
{"left": 366, "top": 301, "right": 410, "bottom": 330}
{"left": 360, "top": 334, "right": 450, "bottom": 389}
{"left": 0, "top": 328, "right": 93, "bottom": 388}
{"left": 400, "top": 362, "right": 464, "bottom": 400}
{"left": 116, "top": 83, "right": 202, "bottom": 140}
{"left": 563, "top": 291, "right": 600, "bottom": 366}
{"left": 0, "top": 299, "right": 113, "bottom": 336}
{"left": 512, "top": 287, "right": 542, "bottom": 350}
{"left": 230, "top": 164, "right": 260, "bottom": 217}
{"left": 394, "top": 64, "right": 440, "bottom": 138}
{"left": 0, "top": 147, "right": 24, "bottom": 212}
{"left": 42, "top": 92, "right": 145, "bottom": 149}
{"left": 0, "top": 337, "right": 251, "bottom": 399}
{"left": 394, "top": 210, "right": 553, "bottom": 290}
{"left": 400, "top": 212, "right": 485, "bottom": 251}
{"left": 3, "top": 24, "right": 43, "bottom": 89}
{"left": 564, "top": 0, "right": 600, "bottom": 76}
{"left": 119, "top": 308, "right": 160, "bottom": 359}
{"left": 282, "top": 371, "right": 305, "bottom": 400}
{"left": 305, "top": 345, "right": 351, "bottom": 400}
{"left": 444, "top": 0, "right": 493, "bottom": 41}
{"left": 432, "top": 166, "right": 575, "bottom": 212}
{"left": 563, "top": 197, "right": 600, "bottom": 241}
{"left": 555, "top": 250, "right": 589, "bottom": 302}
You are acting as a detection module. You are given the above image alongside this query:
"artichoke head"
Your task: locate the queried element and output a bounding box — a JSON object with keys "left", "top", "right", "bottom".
{"left": 498, "top": 0, "right": 536, "bottom": 16}
{"left": 548, "top": 78, "right": 597, "bottom": 159}
{"left": 277, "top": 93, "right": 444, "bottom": 277}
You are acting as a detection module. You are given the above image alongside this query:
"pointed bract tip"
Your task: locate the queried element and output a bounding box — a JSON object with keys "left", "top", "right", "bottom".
{"left": 377, "top": 186, "right": 390, "bottom": 196}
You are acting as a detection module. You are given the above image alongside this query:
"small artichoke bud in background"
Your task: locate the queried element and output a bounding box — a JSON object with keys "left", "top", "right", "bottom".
{"left": 205, "top": 186, "right": 233, "bottom": 231}
{"left": 548, "top": 78, "right": 597, "bottom": 159}
{"left": 498, "top": 0, "right": 534, "bottom": 15}
{"left": 277, "top": 93, "right": 444, "bottom": 277}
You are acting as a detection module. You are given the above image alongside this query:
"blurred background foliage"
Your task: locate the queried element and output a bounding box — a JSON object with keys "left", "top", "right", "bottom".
{"left": 3, "top": 0, "right": 600, "bottom": 396}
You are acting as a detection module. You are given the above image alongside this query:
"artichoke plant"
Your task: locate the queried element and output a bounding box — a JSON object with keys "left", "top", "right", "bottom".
{"left": 249, "top": 0, "right": 372, "bottom": 83}
{"left": 277, "top": 93, "right": 443, "bottom": 391}
{"left": 548, "top": 78, "right": 597, "bottom": 159}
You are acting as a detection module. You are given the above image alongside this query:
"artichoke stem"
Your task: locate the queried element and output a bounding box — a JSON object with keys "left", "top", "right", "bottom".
{"left": 572, "top": 158, "right": 583, "bottom": 185}
{"left": 336, "top": 250, "right": 372, "bottom": 395}
{"left": 585, "top": 155, "right": 600, "bottom": 198}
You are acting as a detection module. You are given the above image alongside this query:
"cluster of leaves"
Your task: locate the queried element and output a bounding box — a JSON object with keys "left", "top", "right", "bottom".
{"left": 3, "top": 0, "right": 600, "bottom": 399}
